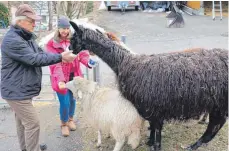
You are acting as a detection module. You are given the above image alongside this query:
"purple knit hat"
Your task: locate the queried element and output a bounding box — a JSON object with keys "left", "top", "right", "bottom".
{"left": 58, "top": 16, "right": 70, "bottom": 28}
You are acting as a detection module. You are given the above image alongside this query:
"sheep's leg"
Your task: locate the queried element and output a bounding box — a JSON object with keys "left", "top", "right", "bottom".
{"left": 127, "top": 129, "right": 141, "bottom": 149}
{"left": 113, "top": 140, "right": 125, "bottom": 151}
{"left": 96, "top": 130, "right": 102, "bottom": 147}
{"left": 111, "top": 127, "right": 125, "bottom": 151}
{"left": 184, "top": 110, "right": 226, "bottom": 150}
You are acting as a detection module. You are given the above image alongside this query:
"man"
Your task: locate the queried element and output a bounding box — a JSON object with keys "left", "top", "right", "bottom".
{"left": 0, "top": 4, "right": 76, "bottom": 151}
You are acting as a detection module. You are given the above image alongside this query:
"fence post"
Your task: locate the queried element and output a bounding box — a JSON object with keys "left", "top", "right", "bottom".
{"left": 85, "top": 68, "right": 89, "bottom": 80}
{"left": 93, "top": 61, "right": 101, "bottom": 85}
{"left": 121, "top": 35, "right": 126, "bottom": 44}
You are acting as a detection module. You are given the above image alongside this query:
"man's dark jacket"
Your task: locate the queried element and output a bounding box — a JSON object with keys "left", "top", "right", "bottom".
{"left": 1, "top": 25, "right": 62, "bottom": 100}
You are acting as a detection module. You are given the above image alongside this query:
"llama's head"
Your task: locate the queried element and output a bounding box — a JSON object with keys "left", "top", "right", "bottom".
{"left": 69, "top": 20, "right": 106, "bottom": 54}
{"left": 69, "top": 19, "right": 136, "bottom": 54}
{"left": 66, "top": 77, "right": 97, "bottom": 99}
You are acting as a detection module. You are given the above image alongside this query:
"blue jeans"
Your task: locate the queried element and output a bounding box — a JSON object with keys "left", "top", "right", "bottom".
{"left": 56, "top": 90, "right": 76, "bottom": 123}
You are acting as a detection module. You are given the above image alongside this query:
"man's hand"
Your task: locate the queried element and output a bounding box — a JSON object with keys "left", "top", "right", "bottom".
{"left": 61, "top": 51, "right": 77, "bottom": 62}
{"left": 58, "top": 82, "right": 66, "bottom": 90}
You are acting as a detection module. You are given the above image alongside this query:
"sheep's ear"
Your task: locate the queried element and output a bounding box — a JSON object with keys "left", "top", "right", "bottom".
{"left": 70, "top": 21, "right": 80, "bottom": 32}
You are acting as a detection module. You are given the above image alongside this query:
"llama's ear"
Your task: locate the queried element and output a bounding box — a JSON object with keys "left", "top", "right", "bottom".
{"left": 70, "top": 21, "right": 79, "bottom": 32}
{"left": 96, "top": 29, "right": 103, "bottom": 35}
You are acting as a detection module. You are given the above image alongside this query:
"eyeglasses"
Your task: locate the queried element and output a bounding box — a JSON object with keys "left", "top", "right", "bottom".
{"left": 25, "top": 19, "right": 35, "bottom": 25}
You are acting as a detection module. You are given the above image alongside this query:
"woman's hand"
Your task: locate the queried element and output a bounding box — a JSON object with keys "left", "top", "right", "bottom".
{"left": 88, "top": 56, "right": 98, "bottom": 68}
{"left": 58, "top": 82, "right": 66, "bottom": 89}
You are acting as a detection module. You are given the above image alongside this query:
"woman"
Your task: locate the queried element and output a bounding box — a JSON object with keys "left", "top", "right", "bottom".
{"left": 46, "top": 16, "right": 96, "bottom": 137}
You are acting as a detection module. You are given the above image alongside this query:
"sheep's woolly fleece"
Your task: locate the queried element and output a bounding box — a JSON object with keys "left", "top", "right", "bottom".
{"left": 66, "top": 77, "right": 143, "bottom": 150}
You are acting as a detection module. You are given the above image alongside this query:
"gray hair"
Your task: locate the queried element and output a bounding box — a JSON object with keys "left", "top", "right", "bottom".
{"left": 12, "top": 16, "right": 28, "bottom": 25}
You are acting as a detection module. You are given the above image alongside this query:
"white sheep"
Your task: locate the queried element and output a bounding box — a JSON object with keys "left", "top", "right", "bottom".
{"left": 66, "top": 77, "right": 143, "bottom": 151}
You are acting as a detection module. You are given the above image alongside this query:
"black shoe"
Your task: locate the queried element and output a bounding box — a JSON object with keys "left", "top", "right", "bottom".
{"left": 21, "top": 144, "right": 47, "bottom": 151}
{"left": 40, "top": 144, "right": 47, "bottom": 150}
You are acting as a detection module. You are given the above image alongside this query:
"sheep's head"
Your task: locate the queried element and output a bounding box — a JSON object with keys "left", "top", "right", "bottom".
{"left": 66, "top": 77, "right": 97, "bottom": 99}
{"left": 69, "top": 19, "right": 106, "bottom": 54}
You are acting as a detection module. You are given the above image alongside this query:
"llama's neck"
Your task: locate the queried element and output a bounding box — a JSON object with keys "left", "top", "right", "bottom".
{"left": 83, "top": 29, "right": 132, "bottom": 74}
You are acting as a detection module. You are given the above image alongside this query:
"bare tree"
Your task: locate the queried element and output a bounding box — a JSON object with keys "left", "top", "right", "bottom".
{"left": 27, "top": 1, "right": 47, "bottom": 36}
{"left": 52, "top": 1, "right": 58, "bottom": 15}
{"left": 48, "top": 1, "right": 53, "bottom": 31}
{"left": 56, "top": 1, "right": 87, "bottom": 19}
{"left": 77, "top": 1, "right": 88, "bottom": 19}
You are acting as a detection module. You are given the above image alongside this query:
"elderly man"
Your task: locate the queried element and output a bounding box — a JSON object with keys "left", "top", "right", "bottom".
{"left": 1, "top": 4, "right": 76, "bottom": 151}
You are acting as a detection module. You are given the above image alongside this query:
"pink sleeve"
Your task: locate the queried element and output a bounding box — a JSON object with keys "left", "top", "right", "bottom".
{"left": 78, "top": 50, "right": 91, "bottom": 68}
{"left": 49, "top": 62, "right": 66, "bottom": 93}
{"left": 49, "top": 63, "right": 66, "bottom": 82}
{"left": 46, "top": 40, "right": 66, "bottom": 91}
{"left": 46, "top": 40, "right": 58, "bottom": 53}
{"left": 46, "top": 39, "right": 65, "bottom": 82}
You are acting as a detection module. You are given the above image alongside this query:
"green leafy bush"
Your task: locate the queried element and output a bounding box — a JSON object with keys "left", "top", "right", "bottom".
{"left": 0, "top": 3, "right": 9, "bottom": 28}
{"left": 86, "top": 1, "right": 94, "bottom": 14}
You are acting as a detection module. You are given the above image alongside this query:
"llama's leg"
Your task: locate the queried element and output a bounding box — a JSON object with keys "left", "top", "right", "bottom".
{"left": 153, "top": 122, "right": 163, "bottom": 151}
{"left": 184, "top": 110, "right": 227, "bottom": 150}
{"left": 198, "top": 113, "right": 208, "bottom": 125}
{"left": 96, "top": 130, "right": 102, "bottom": 147}
{"left": 147, "top": 121, "right": 155, "bottom": 146}
{"left": 147, "top": 120, "right": 163, "bottom": 151}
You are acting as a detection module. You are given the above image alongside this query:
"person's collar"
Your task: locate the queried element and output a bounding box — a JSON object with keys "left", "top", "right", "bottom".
{"left": 11, "top": 25, "right": 37, "bottom": 40}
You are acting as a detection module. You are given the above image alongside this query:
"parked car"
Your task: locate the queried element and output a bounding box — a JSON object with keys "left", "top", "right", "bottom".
{"left": 105, "top": 1, "right": 140, "bottom": 11}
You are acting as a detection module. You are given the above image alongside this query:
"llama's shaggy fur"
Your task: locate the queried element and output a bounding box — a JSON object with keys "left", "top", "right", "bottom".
{"left": 66, "top": 77, "right": 143, "bottom": 151}
{"left": 69, "top": 20, "right": 228, "bottom": 151}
